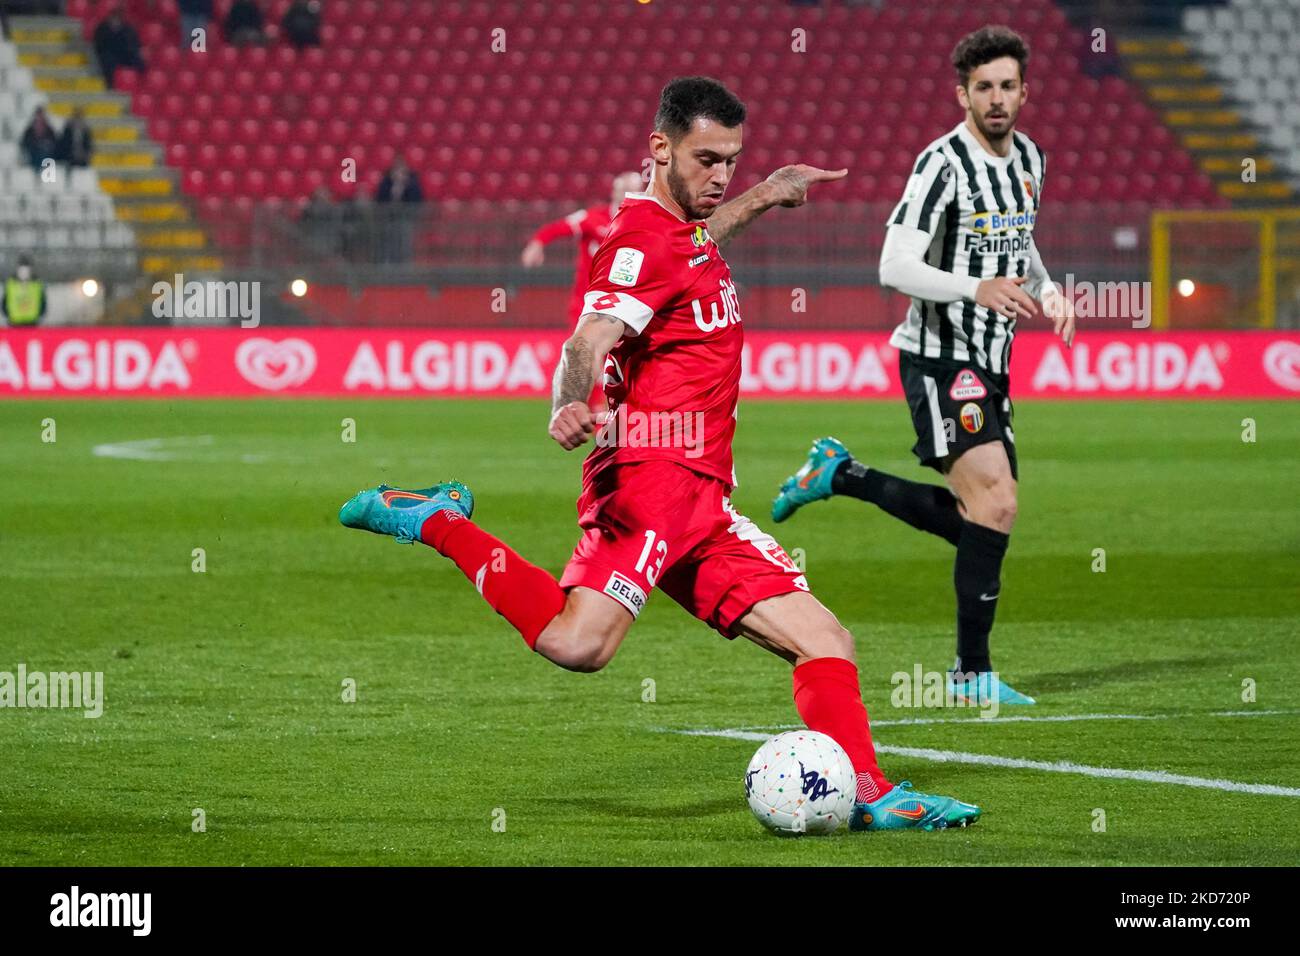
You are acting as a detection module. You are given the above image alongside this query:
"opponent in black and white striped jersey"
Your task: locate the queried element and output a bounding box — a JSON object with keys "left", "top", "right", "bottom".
{"left": 884, "top": 120, "right": 1052, "bottom": 376}
{"left": 772, "top": 25, "right": 1076, "bottom": 709}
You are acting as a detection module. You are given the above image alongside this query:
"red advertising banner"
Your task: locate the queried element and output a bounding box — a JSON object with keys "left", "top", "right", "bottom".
{"left": 1, "top": 328, "right": 1298, "bottom": 398}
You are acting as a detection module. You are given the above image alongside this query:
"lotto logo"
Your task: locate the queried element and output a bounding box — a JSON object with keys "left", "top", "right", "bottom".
{"left": 591, "top": 293, "right": 621, "bottom": 311}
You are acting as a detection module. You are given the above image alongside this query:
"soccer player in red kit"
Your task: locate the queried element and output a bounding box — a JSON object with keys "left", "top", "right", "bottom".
{"left": 521, "top": 171, "right": 647, "bottom": 324}
{"left": 340, "top": 77, "right": 981, "bottom": 831}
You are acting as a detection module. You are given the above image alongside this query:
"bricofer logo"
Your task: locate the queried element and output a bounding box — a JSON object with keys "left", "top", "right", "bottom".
{"left": 969, "top": 209, "right": 1036, "bottom": 234}
{"left": 234, "top": 338, "right": 317, "bottom": 390}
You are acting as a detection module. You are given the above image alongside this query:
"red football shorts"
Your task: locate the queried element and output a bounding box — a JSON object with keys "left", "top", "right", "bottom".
{"left": 559, "top": 460, "right": 810, "bottom": 636}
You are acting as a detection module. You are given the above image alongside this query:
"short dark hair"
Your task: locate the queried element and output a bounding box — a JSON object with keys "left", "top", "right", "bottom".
{"left": 654, "top": 76, "right": 746, "bottom": 141}
{"left": 951, "top": 25, "right": 1029, "bottom": 86}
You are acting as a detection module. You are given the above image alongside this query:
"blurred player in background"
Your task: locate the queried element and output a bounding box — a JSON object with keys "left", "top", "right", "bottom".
{"left": 772, "top": 25, "right": 1075, "bottom": 706}
{"left": 522, "top": 171, "right": 647, "bottom": 324}
{"left": 522, "top": 171, "right": 644, "bottom": 409}
{"left": 341, "top": 76, "right": 981, "bottom": 832}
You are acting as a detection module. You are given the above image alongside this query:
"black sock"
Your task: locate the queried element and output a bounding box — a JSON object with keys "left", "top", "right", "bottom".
{"left": 952, "top": 520, "right": 1009, "bottom": 674}
{"left": 831, "top": 460, "right": 964, "bottom": 546}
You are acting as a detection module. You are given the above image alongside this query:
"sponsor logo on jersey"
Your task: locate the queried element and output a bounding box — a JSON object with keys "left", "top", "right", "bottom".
{"left": 964, "top": 232, "right": 1033, "bottom": 256}
{"left": 960, "top": 402, "right": 984, "bottom": 433}
{"left": 608, "top": 247, "right": 645, "bottom": 287}
{"left": 949, "top": 368, "right": 987, "bottom": 400}
{"left": 688, "top": 253, "right": 709, "bottom": 267}
{"left": 604, "top": 571, "right": 647, "bottom": 617}
{"left": 691, "top": 277, "right": 742, "bottom": 333}
{"left": 970, "top": 210, "right": 1036, "bottom": 234}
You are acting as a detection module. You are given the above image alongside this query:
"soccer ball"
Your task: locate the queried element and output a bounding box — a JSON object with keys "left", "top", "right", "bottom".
{"left": 744, "top": 730, "right": 856, "bottom": 835}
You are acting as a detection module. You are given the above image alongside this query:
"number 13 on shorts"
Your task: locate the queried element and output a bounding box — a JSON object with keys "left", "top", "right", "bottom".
{"left": 635, "top": 529, "right": 669, "bottom": 587}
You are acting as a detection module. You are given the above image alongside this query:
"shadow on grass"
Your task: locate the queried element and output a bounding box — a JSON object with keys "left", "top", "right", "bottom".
{"left": 1027, "top": 655, "right": 1229, "bottom": 694}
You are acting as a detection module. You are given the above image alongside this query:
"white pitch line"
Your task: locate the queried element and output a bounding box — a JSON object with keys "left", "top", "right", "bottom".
{"left": 873, "top": 745, "right": 1300, "bottom": 798}
{"left": 684, "top": 708, "right": 1300, "bottom": 732}
{"left": 670, "top": 710, "right": 1300, "bottom": 798}
{"left": 92, "top": 434, "right": 214, "bottom": 461}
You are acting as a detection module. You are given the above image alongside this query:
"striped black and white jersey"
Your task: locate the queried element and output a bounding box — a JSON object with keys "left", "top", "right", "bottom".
{"left": 886, "top": 121, "right": 1046, "bottom": 376}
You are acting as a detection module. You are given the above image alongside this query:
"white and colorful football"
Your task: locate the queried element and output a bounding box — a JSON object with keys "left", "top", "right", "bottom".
{"left": 744, "top": 730, "right": 856, "bottom": 835}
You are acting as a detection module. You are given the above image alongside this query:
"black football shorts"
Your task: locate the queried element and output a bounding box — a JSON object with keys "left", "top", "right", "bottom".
{"left": 898, "top": 351, "right": 1018, "bottom": 480}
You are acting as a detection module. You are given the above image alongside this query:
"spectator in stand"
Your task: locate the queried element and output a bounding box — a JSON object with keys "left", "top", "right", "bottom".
{"left": 374, "top": 157, "right": 424, "bottom": 263}
{"left": 300, "top": 185, "right": 340, "bottom": 257}
{"left": 92, "top": 4, "right": 146, "bottom": 89}
{"left": 375, "top": 156, "right": 424, "bottom": 204}
{"left": 223, "top": 0, "right": 267, "bottom": 47}
{"left": 341, "top": 192, "right": 377, "bottom": 263}
{"left": 176, "top": 0, "right": 214, "bottom": 50}
{"left": 56, "top": 107, "right": 94, "bottom": 168}
{"left": 19, "top": 107, "right": 59, "bottom": 170}
{"left": 282, "top": 0, "right": 322, "bottom": 49}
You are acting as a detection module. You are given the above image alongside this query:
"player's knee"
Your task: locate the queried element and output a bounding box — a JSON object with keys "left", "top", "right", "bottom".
{"left": 991, "top": 483, "right": 1018, "bottom": 529}
{"left": 803, "top": 623, "right": 855, "bottom": 663}
{"left": 558, "top": 627, "right": 618, "bottom": 673}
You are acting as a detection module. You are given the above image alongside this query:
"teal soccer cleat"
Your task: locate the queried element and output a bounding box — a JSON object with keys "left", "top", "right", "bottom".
{"left": 338, "top": 481, "right": 474, "bottom": 544}
{"left": 947, "top": 669, "right": 1037, "bottom": 706}
{"left": 771, "top": 436, "right": 852, "bottom": 523}
{"left": 850, "top": 780, "right": 982, "bottom": 832}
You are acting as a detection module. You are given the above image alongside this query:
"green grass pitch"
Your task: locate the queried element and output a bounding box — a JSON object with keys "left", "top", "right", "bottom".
{"left": 1, "top": 397, "right": 1297, "bottom": 865}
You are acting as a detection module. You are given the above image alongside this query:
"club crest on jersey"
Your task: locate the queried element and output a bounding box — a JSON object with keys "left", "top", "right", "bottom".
{"left": 960, "top": 402, "right": 984, "bottom": 434}
{"left": 1023, "top": 177, "right": 1036, "bottom": 199}
{"left": 949, "top": 369, "right": 987, "bottom": 401}
{"left": 691, "top": 225, "right": 711, "bottom": 247}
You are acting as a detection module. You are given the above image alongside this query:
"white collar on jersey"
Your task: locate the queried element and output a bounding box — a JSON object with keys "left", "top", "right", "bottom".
{"left": 955, "top": 120, "right": 1015, "bottom": 167}
{"left": 623, "top": 190, "right": 693, "bottom": 223}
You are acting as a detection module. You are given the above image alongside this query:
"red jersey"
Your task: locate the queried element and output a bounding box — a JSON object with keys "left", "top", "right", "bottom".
{"left": 531, "top": 203, "right": 617, "bottom": 323}
{"left": 579, "top": 192, "right": 743, "bottom": 489}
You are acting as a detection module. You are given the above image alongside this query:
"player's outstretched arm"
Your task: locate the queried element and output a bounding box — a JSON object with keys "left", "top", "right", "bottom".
{"left": 708, "top": 164, "right": 848, "bottom": 249}
{"left": 548, "top": 313, "right": 625, "bottom": 450}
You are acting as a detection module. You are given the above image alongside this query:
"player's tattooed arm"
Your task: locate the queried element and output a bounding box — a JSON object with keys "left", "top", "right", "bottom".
{"left": 709, "top": 165, "right": 849, "bottom": 249}
{"left": 549, "top": 313, "right": 624, "bottom": 450}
